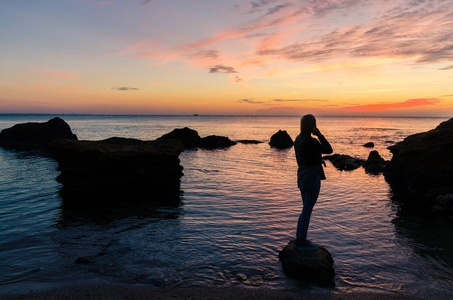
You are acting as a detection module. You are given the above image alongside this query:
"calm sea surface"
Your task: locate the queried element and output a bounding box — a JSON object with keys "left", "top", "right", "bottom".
{"left": 0, "top": 115, "right": 452, "bottom": 298}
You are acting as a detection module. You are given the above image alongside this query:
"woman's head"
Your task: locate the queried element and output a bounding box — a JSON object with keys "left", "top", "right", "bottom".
{"left": 300, "top": 114, "right": 316, "bottom": 134}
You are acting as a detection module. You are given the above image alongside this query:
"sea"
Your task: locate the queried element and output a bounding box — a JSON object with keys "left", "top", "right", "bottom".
{"left": 0, "top": 115, "right": 452, "bottom": 298}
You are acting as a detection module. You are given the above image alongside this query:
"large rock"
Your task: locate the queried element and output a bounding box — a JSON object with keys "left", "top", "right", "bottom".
{"left": 50, "top": 137, "right": 185, "bottom": 204}
{"left": 324, "top": 154, "right": 363, "bottom": 171}
{"left": 279, "top": 240, "right": 335, "bottom": 287}
{"left": 157, "top": 127, "right": 201, "bottom": 148}
{"left": 362, "top": 142, "right": 374, "bottom": 148}
{"left": 384, "top": 118, "right": 453, "bottom": 215}
{"left": 363, "top": 150, "right": 387, "bottom": 174}
{"left": 0, "top": 117, "right": 77, "bottom": 150}
{"left": 158, "top": 128, "right": 236, "bottom": 150}
{"left": 269, "top": 130, "right": 294, "bottom": 149}
{"left": 198, "top": 135, "right": 237, "bottom": 149}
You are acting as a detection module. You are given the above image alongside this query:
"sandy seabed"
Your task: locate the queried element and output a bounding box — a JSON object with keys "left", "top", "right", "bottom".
{"left": 1, "top": 284, "right": 422, "bottom": 300}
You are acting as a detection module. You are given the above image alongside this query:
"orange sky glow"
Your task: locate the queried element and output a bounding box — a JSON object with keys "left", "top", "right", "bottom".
{"left": 1, "top": 0, "right": 452, "bottom": 116}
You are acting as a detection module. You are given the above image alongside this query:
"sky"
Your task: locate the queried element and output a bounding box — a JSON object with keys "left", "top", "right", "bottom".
{"left": 1, "top": 0, "right": 453, "bottom": 116}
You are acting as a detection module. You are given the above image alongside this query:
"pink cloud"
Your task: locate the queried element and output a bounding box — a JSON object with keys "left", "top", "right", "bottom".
{"left": 342, "top": 98, "right": 441, "bottom": 112}
{"left": 258, "top": 0, "right": 453, "bottom": 65}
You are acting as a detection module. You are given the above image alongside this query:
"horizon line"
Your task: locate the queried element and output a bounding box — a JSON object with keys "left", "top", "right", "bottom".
{"left": 0, "top": 113, "right": 449, "bottom": 119}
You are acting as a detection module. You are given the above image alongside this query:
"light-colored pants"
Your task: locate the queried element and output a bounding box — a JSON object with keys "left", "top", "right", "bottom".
{"left": 296, "top": 173, "right": 321, "bottom": 240}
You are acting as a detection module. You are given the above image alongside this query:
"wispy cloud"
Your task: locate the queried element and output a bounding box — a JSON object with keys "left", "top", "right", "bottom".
{"left": 112, "top": 86, "right": 140, "bottom": 91}
{"left": 273, "top": 98, "right": 328, "bottom": 102}
{"left": 209, "top": 65, "right": 237, "bottom": 74}
{"left": 192, "top": 49, "right": 219, "bottom": 60}
{"left": 239, "top": 98, "right": 265, "bottom": 104}
{"left": 343, "top": 98, "right": 441, "bottom": 112}
{"left": 257, "top": 0, "right": 453, "bottom": 65}
{"left": 439, "top": 64, "right": 453, "bottom": 70}
{"left": 142, "top": 0, "right": 154, "bottom": 6}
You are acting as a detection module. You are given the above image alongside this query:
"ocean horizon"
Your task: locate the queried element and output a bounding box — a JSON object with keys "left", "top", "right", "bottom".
{"left": 0, "top": 115, "right": 452, "bottom": 298}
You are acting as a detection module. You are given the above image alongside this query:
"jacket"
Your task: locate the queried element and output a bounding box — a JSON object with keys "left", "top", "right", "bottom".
{"left": 294, "top": 132, "right": 333, "bottom": 189}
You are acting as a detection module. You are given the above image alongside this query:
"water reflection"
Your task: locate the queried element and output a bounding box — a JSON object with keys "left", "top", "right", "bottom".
{"left": 56, "top": 188, "right": 184, "bottom": 226}
{"left": 392, "top": 214, "right": 453, "bottom": 267}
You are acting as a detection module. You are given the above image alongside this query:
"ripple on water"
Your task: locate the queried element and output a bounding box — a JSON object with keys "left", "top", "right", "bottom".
{"left": 0, "top": 116, "right": 452, "bottom": 297}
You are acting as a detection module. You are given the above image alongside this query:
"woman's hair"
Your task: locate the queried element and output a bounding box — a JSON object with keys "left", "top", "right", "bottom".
{"left": 300, "top": 114, "right": 316, "bottom": 133}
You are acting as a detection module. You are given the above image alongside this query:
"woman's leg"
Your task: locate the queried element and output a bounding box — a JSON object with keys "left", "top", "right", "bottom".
{"left": 296, "top": 175, "right": 321, "bottom": 240}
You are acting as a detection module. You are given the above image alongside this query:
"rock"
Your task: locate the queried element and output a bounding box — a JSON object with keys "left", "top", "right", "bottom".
{"left": 331, "top": 154, "right": 363, "bottom": 171}
{"left": 236, "top": 140, "right": 263, "bottom": 144}
{"left": 363, "top": 150, "right": 387, "bottom": 174}
{"left": 362, "top": 142, "right": 374, "bottom": 148}
{"left": 157, "top": 127, "right": 201, "bottom": 148}
{"left": 49, "top": 137, "right": 185, "bottom": 204}
{"left": 426, "top": 189, "right": 453, "bottom": 215}
{"left": 0, "top": 117, "right": 77, "bottom": 150}
{"left": 323, "top": 154, "right": 340, "bottom": 161}
{"left": 269, "top": 130, "right": 294, "bottom": 149}
{"left": 76, "top": 256, "right": 95, "bottom": 264}
{"left": 279, "top": 240, "right": 335, "bottom": 287}
{"left": 384, "top": 118, "right": 453, "bottom": 215}
{"left": 158, "top": 128, "right": 237, "bottom": 150}
{"left": 235, "top": 273, "right": 247, "bottom": 282}
{"left": 364, "top": 163, "right": 386, "bottom": 174}
{"left": 198, "top": 135, "right": 237, "bottom": 149}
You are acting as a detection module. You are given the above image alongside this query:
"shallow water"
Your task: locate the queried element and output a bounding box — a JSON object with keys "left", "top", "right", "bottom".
{"left": 0, "top": 115, "right": 452, "bottom": 298}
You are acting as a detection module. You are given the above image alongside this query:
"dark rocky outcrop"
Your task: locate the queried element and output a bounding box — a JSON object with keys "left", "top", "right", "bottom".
{"left": 279, "top": 240, "right": 335, "bottom": 287}
{"left": 362, "top": 142, "right": 375, "bottom": 148}
{"left": 236, "top": 140, "right": 263, "bottom": 144}
{"left": 0, "top": 117, "right": 77, "bottom": 150}
{"left": 384, "top": 118, "right": 453, "bottom": 215}
{"left": 198, "top": 135, "right": 237, "bottom": 149}
{"left": 158, "top": 128, "right": 236, "bottom": 150}
{"left": 269, "top": 130, "right": 294, "bottom": 149}
{"left": 363, "top": 150, "right": 387, "bottom": 174}
{"left": 324, "top": 154, "right": 363, "bottom": 171}
{"left": 50, "top": 137, "right": 185, "bottom": 204}
{"left": 157, "top": 127, "right": 201, "bottom": 148}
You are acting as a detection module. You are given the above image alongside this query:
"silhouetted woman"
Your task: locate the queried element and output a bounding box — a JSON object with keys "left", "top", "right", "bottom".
{"left": 294, "top": 114, "right": 333, "bottom": 250}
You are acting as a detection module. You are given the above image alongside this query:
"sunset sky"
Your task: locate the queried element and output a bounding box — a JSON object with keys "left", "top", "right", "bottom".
{"left": 1, "top": 0, "right": 453, "bottom": 116}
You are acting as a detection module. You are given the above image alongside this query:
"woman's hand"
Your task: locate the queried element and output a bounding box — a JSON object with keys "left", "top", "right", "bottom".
{"left": 312, "top": 127, "right": 322, "bottom": 137}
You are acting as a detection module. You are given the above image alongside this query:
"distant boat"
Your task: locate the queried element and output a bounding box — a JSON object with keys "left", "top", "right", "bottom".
{"left": 193, "top": 114, "right": 199, "bottom": 116}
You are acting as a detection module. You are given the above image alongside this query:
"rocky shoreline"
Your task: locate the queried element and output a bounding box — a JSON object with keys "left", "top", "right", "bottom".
{"left": 1, "top": 116, "right": 451, "bottom": 213}
{"left": 383, "top": 118, "right": 453, "bottom": 216}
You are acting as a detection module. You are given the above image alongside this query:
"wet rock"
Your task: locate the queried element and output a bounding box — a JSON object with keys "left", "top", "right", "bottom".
{"left": 157, "top": 127, "right": 201, "bottom": 148}
{"left": 49, "top": 137, "right": 185, "bottom": 204}
{"left": 363, "top": 150, "right": 387, "bottom": 174}
{"left": 362, "top": 142, "right": 375, "bottom": 148}
{"left": 279, "top": 240, "right": 335, "bottom": 287}
{"left": 269, "top": 130, "right": 294, "bottom": 149}
{"left": 331, "top": 154, "right": 363, "bottom": 171}
{"left": 236, "top": 140, "right": 263, "bottom": 144}
{"left": 323, "top": 154, "right": 340, "bottom": 161}
{"left": 0, "top": 117, "right": 77, "bottom": 150}
{"left": 158, "top": 128, "right": 236, "bottom": 150}
{"left": 235, "top": 273, "right": 247, "bottom": 282}
{"left": 76, "top": 256, "right": 95, "bottom": 264}
{"left": 384, "top": 118, "right": 453, "bottom": 216}
{"left": 198, "top": 135, "right": 237, "bottom": 149}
